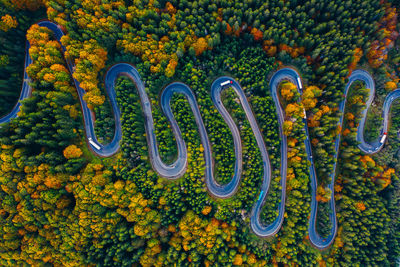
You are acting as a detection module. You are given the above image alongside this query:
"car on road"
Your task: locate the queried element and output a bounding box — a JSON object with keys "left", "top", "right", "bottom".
{"left": 220, "top": 80, "right": 233, "bottom": 87}
{"left": 380, "top": 133, "right": 387, "bottom": 144}
{"left": 88, "top": 137, "right": 101, "bottom": 150}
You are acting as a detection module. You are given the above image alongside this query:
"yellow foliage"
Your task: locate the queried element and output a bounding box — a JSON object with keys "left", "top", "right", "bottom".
{"left": 62, "top": 37, "right": 107, "bottom": 108}
{"left": 63, "top": 145, "right": 83, "bottom": 159}
{"left": 280, "top": 81, "right": 297, "bottom": 101}
{"left": 233, "top": 254, "right": 243, "bottom": 266}
{"left": 283, "top": 120, "right": 293, "bottom": 136}
{"left": 159, "top": 196, "right": 167, "bottom": 206}
{"left": 114, "top": 180, "right": 125, "bottom": 190}
{"left": 302, "top": 85, "right": 321, "bottom": 110}
{"left": 385, "top": 81, "right": 397, "bottom": 91}
{"left": 50, "top": 63, "right": 68, "bottom": 73}
{"left": 0, "top": 14, "right": 18, "bottom": 32}
{"left": 373, "top": 168, "right": 394, "bottom": 189}
{"left": 285, "top": 103, "right": 302, "bottom": 117}
{"left": 92, "top": 174, "right": 108, "bottom": 187}
{"left": 192, "top": 37, "right": 208, "bottom": 56}
{"left": 248, "top": 254, "right": 257, "bottom": 264}
{"left": 63, "top": 105, "right": 79, "bottom": 119}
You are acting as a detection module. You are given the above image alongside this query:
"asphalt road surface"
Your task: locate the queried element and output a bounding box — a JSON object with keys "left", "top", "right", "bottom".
{"left": 1, "top": 21, "right": 399, "bottom": 250}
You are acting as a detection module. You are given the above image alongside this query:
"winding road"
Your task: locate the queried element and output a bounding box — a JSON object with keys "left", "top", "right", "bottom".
{"left": 1, "top": 21, "right": 399, "bottom": 250}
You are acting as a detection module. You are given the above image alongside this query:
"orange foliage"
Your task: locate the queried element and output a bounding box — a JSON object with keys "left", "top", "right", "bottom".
{"left": 355, "top": 202, "right": 366, "bottom": 211}
{"left": 360, "top": 155, "right": 376, "bottom": 168}
{"left": 318, "top": 259, "right": 327, "bottom": 267}
{"left": 385, "top": 81, "right": 397, "bottom": 91}
{"left": 63, "top": 145, "right": 83, "bottom": 159}
{"left": 0, "top": 14, "right": 18, "bottom": 32}
{"left": 316, "top": 185, "right": 330, "bottom": 203}
{"left": 345, "top": 112, "right": 355, "bottom": 121}
{"left": 263, "top": 40, "right": 277, "bottom": 57}
{"left": 192, "top": 37, "right": 208, "bottom": 56}
{"left": 165, "top": 2, "right": 176, "bottom": 14}
{"left": 201, "top": 206, "right": 212, "bottom": 216}
{"left": 287, "top": 137, "right": 298, "bottom": 148}
{"left": 342, "top": 128, "right": 351, "bottom": 136}
{"left": 334, "top": 183, "right": 343, "bottom": 193}
{"left": 279, "top": 43, "right": 305, "bottom": 58}
{"left": 70, "top": 1, "right": 123, "bottom": 31}
{"left": 25, "top": 24, "right": 78, "bottom": 98}
{"left": 168, "top": 224, "right": 176, "bottom": 233}
{"left": 233, "top": 254, "right": 243, "bottom": 266}
{"left": 10, "top": 0, "right": 44, "bottom": 11}
{"left": 225, "top": 23, "right": 233, "bottom": 35}
{"left": 373, "top": 168, "right": 394, "bottom": 189}
{"left": 348, "top": 47, "right": 363, "bottom": 73}
{"left": 166, "top": 210, "right": 263, "bottom": 265}
{"left": 250, "top": 27, "right": 263, "bottom": 41}
{"left": 44, "top": 176, "right": 62, "bottom": 189}
{"left": 367, "top": 6, "right": 398, "bottom": 68}
{"left": 311, "top": 138, "right": 319, "bottom": 146}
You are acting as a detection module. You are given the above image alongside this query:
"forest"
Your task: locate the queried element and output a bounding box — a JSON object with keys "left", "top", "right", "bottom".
{"left": 0, "top": 0, "right": 399, "bottom": 266}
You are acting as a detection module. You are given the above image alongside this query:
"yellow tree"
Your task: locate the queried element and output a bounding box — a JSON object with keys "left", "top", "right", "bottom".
{"left": 63, "top": 145, "right": 83, "bottom": 159}
{"left": 0, "top": 14, "right": 18, "bottom": 32}
{"left": 301, "top": 85, "right": 322, "bottom": 110}
{"left": 385, "top": 81, "right": 397, "bottom": 91}
{"left": 280, "top": 81, "right": 297, "bottom": 101}
{"left": 283, "top": 121, "right": 293, "bottom": 136}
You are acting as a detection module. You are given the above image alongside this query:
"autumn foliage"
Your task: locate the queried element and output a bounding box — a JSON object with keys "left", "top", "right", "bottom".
{"left": 63, "top": 145, "right": 83, "bottom": 159}
{"left": 280, "top": 81, "right": 297, "bottom": 101}
{"left": 385, "top": 81, "right": 397, "bottom": 91}
{"left": 355, "top": 202, "right": 366, "bottom": 211}
{"left": 250, "top": 27, "right": 263, "bottom": 41}
{"left": 366, "top": 6, "right": 398, "bottom": 68}
{"left": 263, "top": 40, "right": 277, "bottom": 57}
{"left": 283, "top": 120, "right": 294, "bottom": 136}
{"left": 62, "top": 36, "right": 107, "bottom": 109}
{"left": 348, "top": 47, "right": 363, "bottom": 74}
{"left": 9, "top": 0, "right": 44, "bottom": 11}
{"left": 301, "top": 85, "right": 322, "bottom": 110}
{"left": 0, "top": 14, "right": 18, "bottom": 32}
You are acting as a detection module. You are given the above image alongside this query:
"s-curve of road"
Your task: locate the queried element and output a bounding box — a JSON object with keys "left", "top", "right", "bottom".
{"left": 1, "top": 21, "right": 400, "bottom": 250}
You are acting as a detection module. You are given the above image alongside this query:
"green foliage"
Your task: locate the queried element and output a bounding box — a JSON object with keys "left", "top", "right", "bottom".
{"left": 0, "top": 0, "right": 399, "bottom": 266}
{"left": 0, "top": 6, "right": 45, "bottom": 116}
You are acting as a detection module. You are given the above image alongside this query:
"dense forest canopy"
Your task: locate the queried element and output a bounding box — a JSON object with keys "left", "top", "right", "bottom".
{"left": 0, "top": 0, "right": 399, "bottom": 266}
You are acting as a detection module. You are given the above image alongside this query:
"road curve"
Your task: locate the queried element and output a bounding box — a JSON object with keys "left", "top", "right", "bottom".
{"left": 267, "top": 68, "right": 338, "bottom": 249}
{"left": 1, "top": 21, "right": 400, "bottom": 250}
{"left": 0, "top": 34, "right": 32, "bottom": 124}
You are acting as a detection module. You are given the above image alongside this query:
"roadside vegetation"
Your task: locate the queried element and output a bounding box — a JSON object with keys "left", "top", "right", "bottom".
{"left": 0, "top": 0, "right": 399, "bottom": 266}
